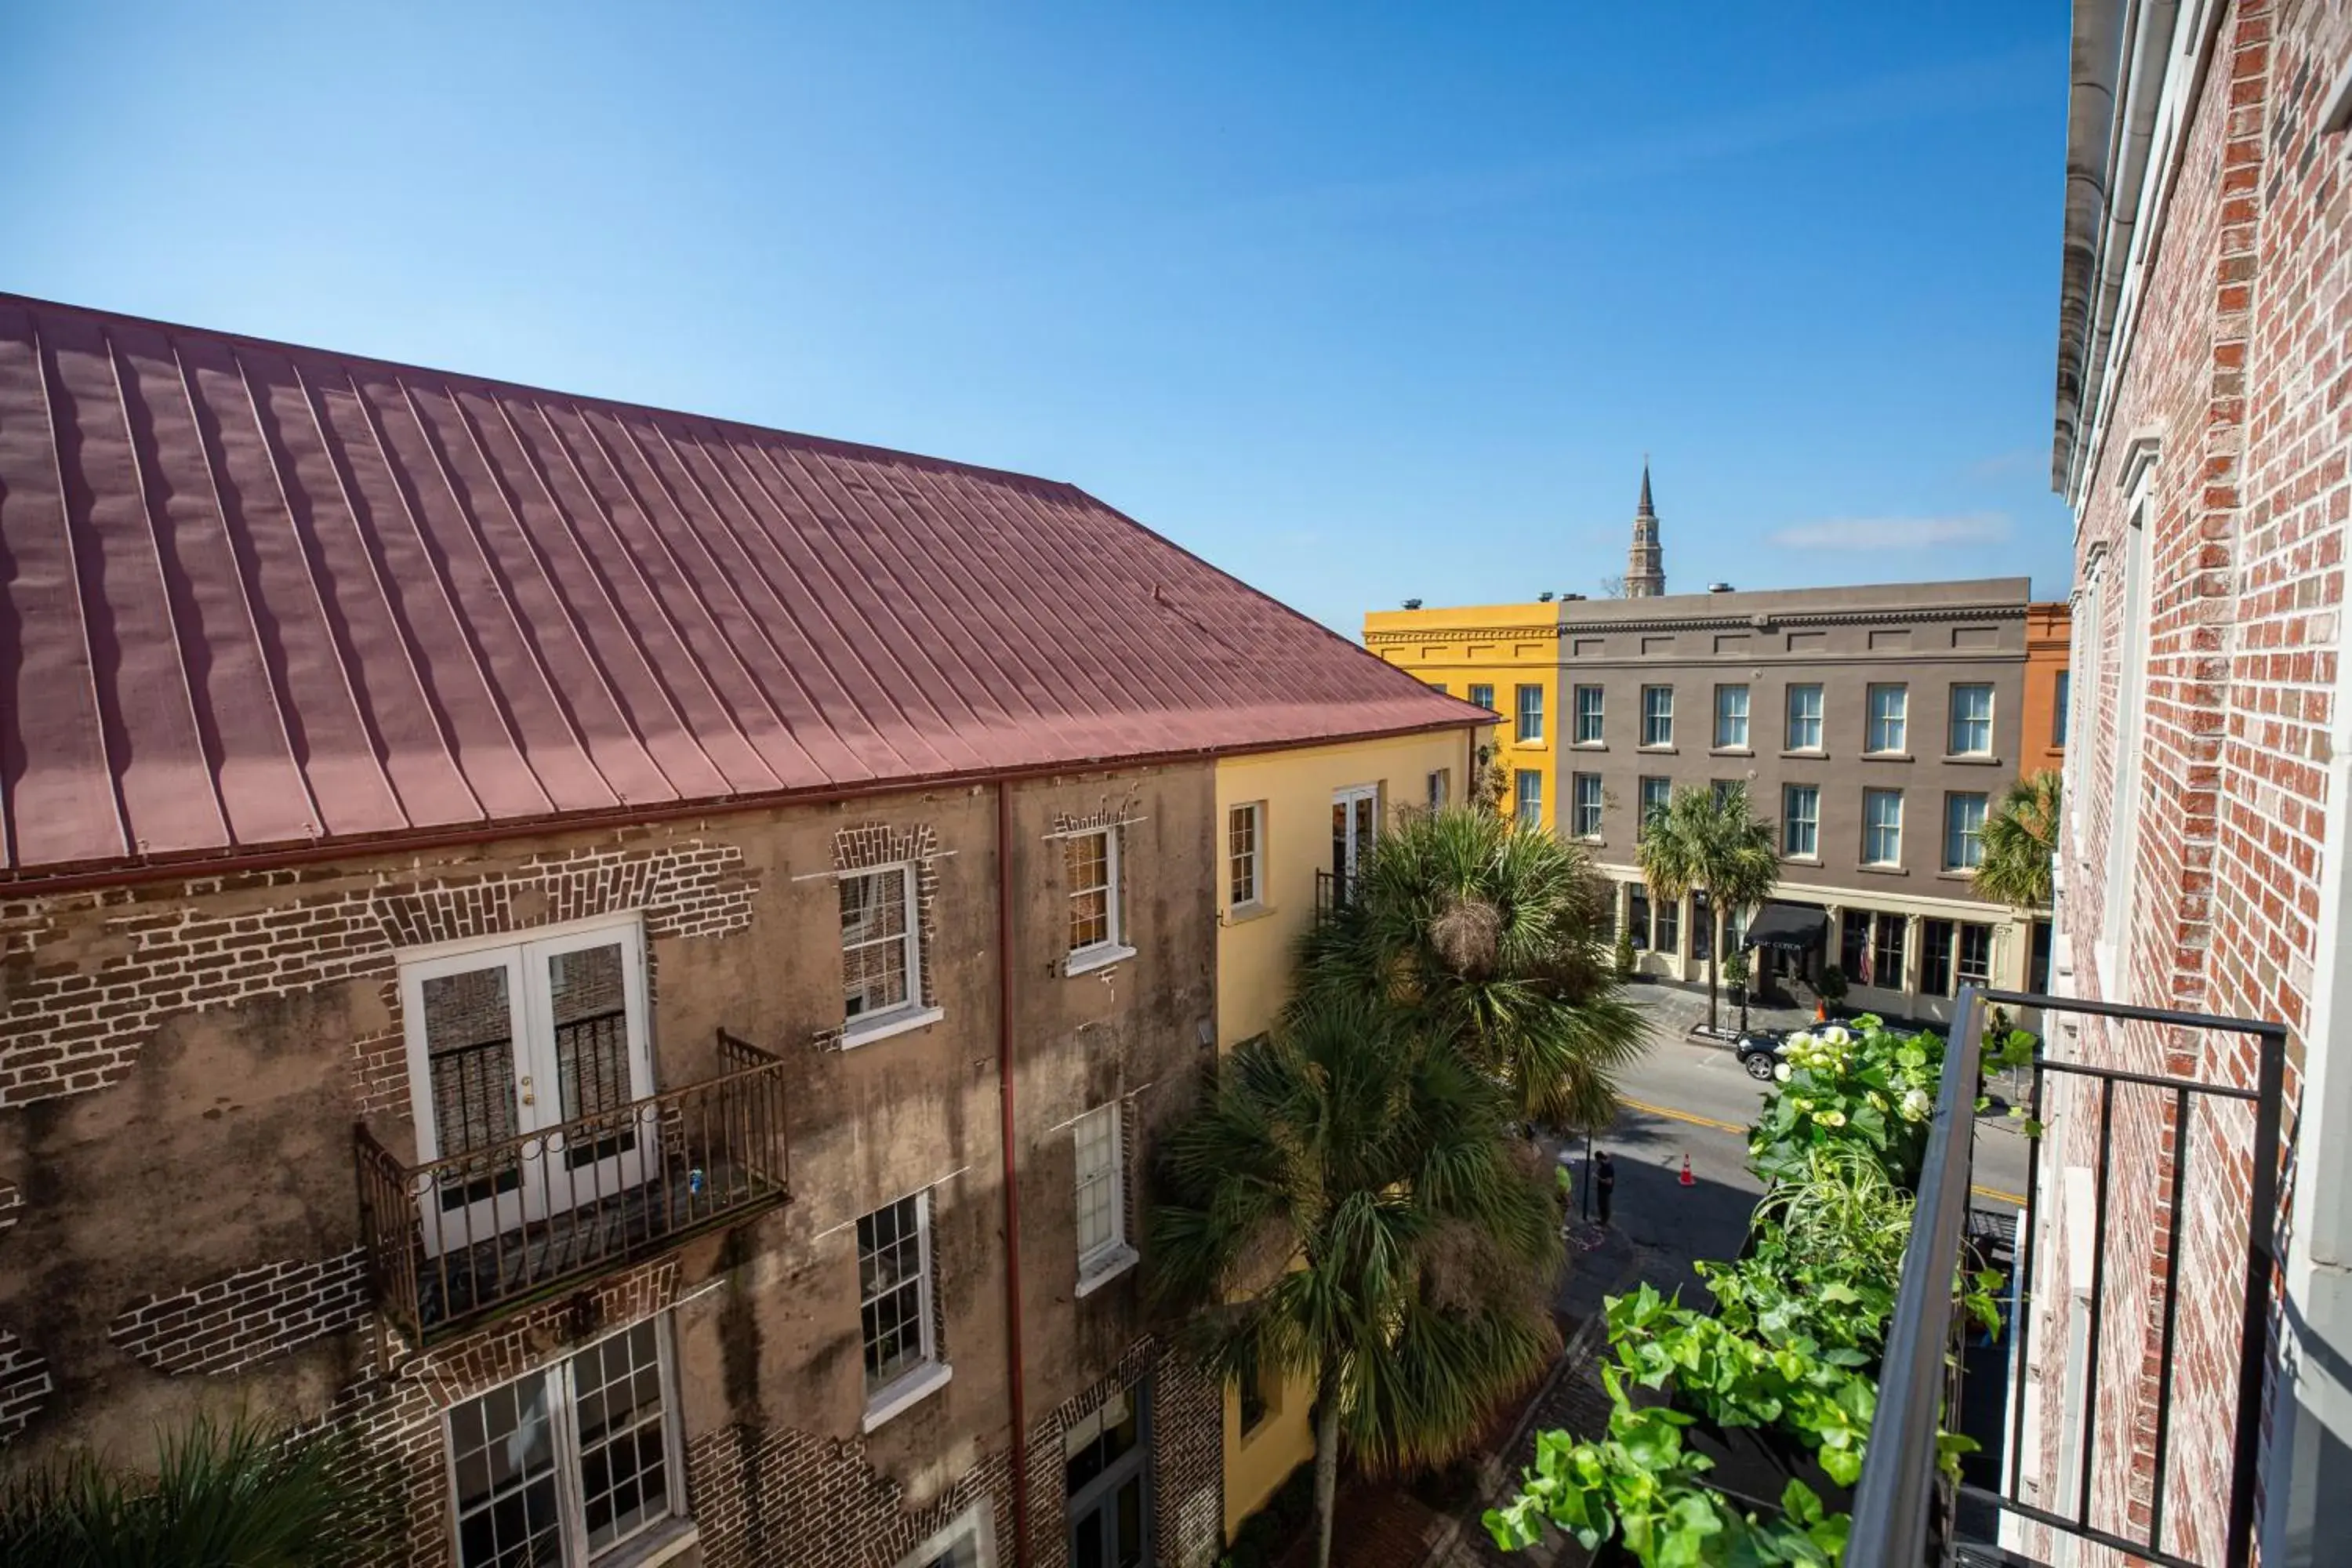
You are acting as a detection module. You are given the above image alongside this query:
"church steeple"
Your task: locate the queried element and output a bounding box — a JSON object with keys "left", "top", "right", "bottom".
{"left": 1625, "top": 461, "right": 1666, "bottom": 597}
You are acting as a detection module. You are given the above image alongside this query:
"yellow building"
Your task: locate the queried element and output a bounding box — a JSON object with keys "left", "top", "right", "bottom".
{"left": 1361, "top": 601, "right": 1563, "bottom": 832}
{"left": 1211, "top": 727, "right": 1484, "bottom": 1535}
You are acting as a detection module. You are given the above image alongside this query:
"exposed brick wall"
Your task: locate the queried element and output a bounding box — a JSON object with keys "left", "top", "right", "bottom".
{"left": 820, "top": 820, "right": 945, "bottom": 1043}
{"left": 684, "top": 1335, "right": 1221, "bottom": 1568}
{"left": 0, "top": 833, "right": 755, "bottom": 1109}
{"left": 109, "top": 1249, "right": 370, "bottom": 1377}
{"left": 0, "top": 1327, "right": 51, "bottom": 1445}
{"left": 0, "top": 1178, "right": 17, "bottom": 1237}
{"left": 2044, "top": 0, "right": 2350, "bottom": 1559}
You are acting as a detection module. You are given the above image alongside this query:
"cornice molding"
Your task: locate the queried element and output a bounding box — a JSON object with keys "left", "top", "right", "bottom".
{"left": 1364, "top": 626, "right": 1557, "bottom": 646}
{"left": 1559, "top": 604, "right": 2028, "bottom": 635}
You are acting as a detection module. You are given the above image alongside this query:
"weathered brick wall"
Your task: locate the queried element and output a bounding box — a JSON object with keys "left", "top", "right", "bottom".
{"left": 0, "top": 1328, "right": 50, "bottom": 1444}
{"left": 2046, "top": 0, "right": 2350, "bottom": 1559}
{"left": 0, "top": 835, "right": 755, "bottom": 1111}
{"left": 108, "top": 1249, "right": 371, "bottom": 1377}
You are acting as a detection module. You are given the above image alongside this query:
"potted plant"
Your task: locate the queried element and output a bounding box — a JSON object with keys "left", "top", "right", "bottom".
{"left": 1613, "top": 925, "right": 1637, "bottom": 980}
{"left": 1817, "top": 964, "right": 1849, "bottom": 1018}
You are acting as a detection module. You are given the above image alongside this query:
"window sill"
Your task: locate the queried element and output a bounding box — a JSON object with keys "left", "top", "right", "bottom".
{"left": 1065, "top": 942, "right": 1138, "bottom": 978}
{"left": 605, "top": 1518, "right": 701, "bottom": 1568}
{"left": 841, "top": 1004, "right": 946, "bottom": 1050}
{"left": 1781, "top": 855, "right": 1822, "bottom": 867}
{"left": 1857, "top": 864, "right": 1910, "bottom": 877}
{"left": 1075, "top": 1244, "right": 1142, "bottom": 1298}
{"left": 1570, "top": 741, "right": 1608, "bottom": 751}
{"left": 1937, "top": 869, "right": 1980, "bottom": 882}
{"left": 1637, "top": 745, "right": 1679, "bottom": 755}
{"left": 1942, "top": 754, "right": 2005, "bottom": 767}
{"left": 862, "top": 1361, "right": 953, "bottom": 1432}
{"left": 1221, "top": 902, "right": 1279, "bottom": 927}
{"left": 1780, "top": 748, "right": 1828, "bottom": 760}
{"left": 1708, "top": 746, "right": 1754, "bottom": 757}
{"left": 1861, "top": 752, "right": 1914, "bottom": 763}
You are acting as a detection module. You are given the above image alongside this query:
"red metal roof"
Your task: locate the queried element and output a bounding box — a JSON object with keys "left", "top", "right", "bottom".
{"left": 0, "top": 294, "right": 1483, "bottom": 878}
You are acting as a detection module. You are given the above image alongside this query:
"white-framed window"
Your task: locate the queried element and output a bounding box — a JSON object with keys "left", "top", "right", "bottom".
{"left": 1641, "top": 685, "right": 1675, "bottom": 747}
{"left": 1713, "top": 684, "right": 1750, "bottom": 750}
{"left": 1785, "top": 684, "right": 1824, "bottom": 751}
{"left": 1637, "top": 776, "right": 1671, "bottom": 840}
{"left": 1570, "top": 774, "right": 1602, "bottom": 838}
{"left": 897, "top": 1502, "right": 996, "bottom": 1568}
{"left": 1065, "top": 828, "right": 1129, "bottom": 971}
{"left": 1863, "top": 788, "right": 1904, "bottom": 866}
{"left": 1866, "top": 684, "right": 1908, "bottom": 754}
{"left": 858, "top": 1192, "right": 947, "bottom": 1427}
{"left": 1468, "top": 683, "right": 1495, "bottom": 712}
{"left": 1073, "top": 1103, "right": 1135, "bottom": 1290}
{"left": 446, "top": 1316, "right": 685, "bottom": 1567}
{"left": 1944, "top": 792, "right": 1988, "bottom": 872}
{"left": 1515, "top": 684, "right": 1544, "bottom": 742}
{"left": 1573, "top": 685, "right": 1605, "bottom": 744}
{"left": 1426, "top": 769, "right": 1450, "bottom": 810}
{"left": 1949, "top": 684, "right": 1994, "bottom": 757}
{"left": 1783, "top": 784, "right": 1820, "bottom": 858}
{"left": 399, "top": 917, "right": 652, "bottom": 1258}
{"left": 1514, "top": 769, "right": 1542, "bottom": 822}
{"left": 1227, "top": 804, "right": 1263, "bottom": 910}
{"left": 2053, "top": 670, "right": 2071, "bottom": 748}
{"left": 842, "top": 866, "right": 923, "bottom": 1033}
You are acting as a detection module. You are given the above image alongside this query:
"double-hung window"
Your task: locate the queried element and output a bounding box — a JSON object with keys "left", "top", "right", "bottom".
{"left": 1570, "top": 774, "right": 1602, "bottom": 838}
{"left": 1427, "top": 769, "right": 1450, "bottom": 811}
{"left": 1514, "top": 769, "right": 1543, "bottom": 822}
{"left": 1782, "top": 785, "right": 1820, "bottom": 858}
{"left": 843, "top": 866, "right": 925, "bottom": 1036}
{"left": 1785, "top": 684, "right": 1824, "bottom": 751}
{"left": 1468, "top": 683, "right": 1496, "bottom": 712}
{"left": 1073, "top": 1103, "right": 1135, "bottom": 1290}
{"left": 1515, "top": 684, "right": 1545, "bottom": 742}
{"left": 1640, "top": 685, "right": 1675, "bottom": 747}
{"left": 1948, "top": 684, "right": 1994, "bottom": 757}
{"left": 858, "top": 1192, "right": 946, "bottom": 1426}
{"left": 1944, "top": 793, "right": 1987, "bottom": 872}
{"left": 1866, "top": 685, "right": 1908, "bottom": 754}
{"left": 1065, "top": 829, "right": 1129, "bottom": 972}
{"left": 2053, "top": 670, "right": 2071, "bottom": 747}
{"left": 1573, "top": 685, "right": 1605, "bottom": 744}
{"left": 1863, "top": 788, "right": 1904, "bottom": 866}
{"left": 1713, "top": 684, "right": 1750, "bottom": 750}
{"left": 1653, "top": 891, "right": 1680, "bottom": 956}
{"left": 447, "top": 1318, "right": 684, "bottom": 1567}
{"left": 1871, "top": 916, "right": 1908, "bottom": 989}
{"left": 1637, "top": 776, "right": 1671, "bottom": 840}
{"left": 1957, "top": 923, "right": 1994, "bottom": 988}
{"left": 1227, "top": 804, "right": 1263, "bottom": 910}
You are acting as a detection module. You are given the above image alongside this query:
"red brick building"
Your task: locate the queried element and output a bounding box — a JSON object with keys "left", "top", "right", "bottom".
{"left": 0, "top": 295, "right": 1486, "bottom": 1567}
{"left": 2038, "top": 2, "right": 2352, "bottom": 1563}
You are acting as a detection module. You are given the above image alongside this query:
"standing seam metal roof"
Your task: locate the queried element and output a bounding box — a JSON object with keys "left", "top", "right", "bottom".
{"left": 0, "top": 294, "right": 1485, "bottom": 877}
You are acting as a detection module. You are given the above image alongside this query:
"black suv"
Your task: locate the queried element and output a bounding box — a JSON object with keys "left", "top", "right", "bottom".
{"left": 1733, "top": 1028, "right": 1787, "bottom": 1081}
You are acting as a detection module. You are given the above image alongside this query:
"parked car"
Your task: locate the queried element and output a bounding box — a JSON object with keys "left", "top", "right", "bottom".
{"left": 1733, "top": 1028, "right": 1787, "bottom": 1082}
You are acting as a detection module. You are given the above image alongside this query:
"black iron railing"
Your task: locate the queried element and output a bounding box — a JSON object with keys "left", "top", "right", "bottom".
{"left": 355, "top": 1029, "right": 790, "bottom": 1345}
{"left": 1846, "top": 985, "right": 2287, "bottom": 1568}
{"left": 1312, "top": 869, "right": 1354, "bottom": 927}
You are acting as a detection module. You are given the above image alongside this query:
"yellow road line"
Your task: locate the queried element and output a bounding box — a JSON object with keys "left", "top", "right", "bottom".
{"left": 1617, "top": 1095, "right": 2030, "bottom": 1207}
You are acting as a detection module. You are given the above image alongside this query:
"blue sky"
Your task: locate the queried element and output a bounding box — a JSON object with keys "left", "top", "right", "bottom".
{"left": 2, "top": 2, "right": 2075, "bottom": 631}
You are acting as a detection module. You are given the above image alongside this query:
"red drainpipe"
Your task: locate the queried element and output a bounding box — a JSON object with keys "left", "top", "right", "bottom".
{"left": 996, "top": 779, "right": 1032, "bottom": 1566}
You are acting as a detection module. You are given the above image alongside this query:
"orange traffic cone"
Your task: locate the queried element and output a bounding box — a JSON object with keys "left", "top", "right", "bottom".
{"left": 1815, "top": 998, "right": 1828, "bottom": 1023}
{"left": 1679, "top": 1154, "right": 1695, "bottom": 1188}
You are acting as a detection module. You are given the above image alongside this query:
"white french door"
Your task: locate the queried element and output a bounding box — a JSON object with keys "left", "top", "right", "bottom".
{"left": 400, "top": 921, "right": 653, "bottom": 1258}
{"left": 1331, "top": 785, "right": 1379, "bottom": 884}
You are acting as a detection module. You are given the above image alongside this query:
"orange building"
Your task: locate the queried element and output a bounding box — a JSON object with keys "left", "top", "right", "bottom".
{"left": 2020, "top": 601, "right": 2071, "bottom": 780}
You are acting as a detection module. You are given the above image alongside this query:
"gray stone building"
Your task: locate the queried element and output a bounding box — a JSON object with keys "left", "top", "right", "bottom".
{"left": 1551, "top": 577, "right": 2038, "bottom": 1023}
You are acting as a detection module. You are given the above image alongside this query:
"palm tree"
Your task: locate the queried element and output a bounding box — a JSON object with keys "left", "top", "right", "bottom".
{"left": 1975, "top": 769, "right": 2062, "bottom": 910}
{"left": 1297, "top": 806, "right": 1647, "bottom": 1133}
{"left": 1635, "top": 784, "right": 1780, "bottom": 1032}
{"left": 0, "top": 1410, "right": 395, "bottom": 1566}
{"left": 1149, "top": 996, "right": 1559, "bottom": 1568}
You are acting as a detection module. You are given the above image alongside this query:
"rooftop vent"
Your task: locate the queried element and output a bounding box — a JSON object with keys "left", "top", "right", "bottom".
{"left": 1537, "top": 590, "right": 1556, "bottom": 602}
{"left": 1708, "top": 582, "right": 1736, "bottom": 593}
{"left": 1561, "top": 593, "right": 1585, "bottom": 601}
{"left": 1403, "top": 598, "right": 1423, "bottom": 609}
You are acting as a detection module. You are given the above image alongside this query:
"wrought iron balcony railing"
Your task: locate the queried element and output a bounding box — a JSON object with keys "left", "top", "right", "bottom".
{"left": 1846, "top": 985, "right": 2287, "bottom": 1568}
{"left": 1312, "top": 869, "right": 1354, "bottom": 927}
{"left": 354, "top": 1029, "right": 791, "bottom": 1345}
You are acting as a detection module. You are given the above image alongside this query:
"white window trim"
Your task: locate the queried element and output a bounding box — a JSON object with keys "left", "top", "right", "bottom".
{"left": 1065, "top": 828, "right": 1135, "bottom": 976}
{"left": 896, "top": 1501, "right": 999, "bottom": 1568}
{"left": 1945, "top": 793, "right": 1988, "bottom": 873}
{"left": 442, "top": 1314, "right": 691, "bottom": 1568}
{"left": 840, "top": 862, "right": 931, "bottom": 1044}
{"left": 1515, "top": 684, "right": 1545, "bottom": 742}
{"left": 1514, "top": 769, "right": 1543, "bottom": 820}
{"left": 1227, "top": 802, "right": 1265, "bottom": 913}
{"left": 1641, "top": 685, "right": 1675, "bottom": 747}
{"left": 1713, "top": 684, "right": 1751, "bottom": 750}
{"left": 1785, "top": 684, "right": 1825, "bottom": 752}
{"left": 1073, "top": 1103, "right": 1136, "bottom": 1291}
{"left": 859, "top": 1192, "right": 952, "bottom": 1432}
{"left": 1866, "top": 684, "right": 1910, "bottom": 755}
{"left": 1948, "top": 684, "right": 1997, "bottom": 757}
{"left": 1863, "top": 789, "right": 1904, "bottom": 866}
{"left": 1783, "top": 785, "right": 1820, "bottom": 858}
{"left": 1573, "top": 684, "right": 1605, "bottom": 745}
{"left": 1570, "top": 774, "right": 1603, "bottom": 840}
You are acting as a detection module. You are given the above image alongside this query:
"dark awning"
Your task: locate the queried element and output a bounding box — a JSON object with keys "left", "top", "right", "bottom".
{"left": 1742, "top": 901, "right": 1829, "bottom": 953}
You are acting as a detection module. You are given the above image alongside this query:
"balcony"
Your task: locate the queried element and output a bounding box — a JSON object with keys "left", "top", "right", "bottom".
{"left": 1313, "top": 869, "right": 1355, "bottom": 927}
{"left": 1846, "top": 985, "right": 2288, "bottom": 1568}
{"left": 354, "top": 1029, "right": 791, "bottom": 1345}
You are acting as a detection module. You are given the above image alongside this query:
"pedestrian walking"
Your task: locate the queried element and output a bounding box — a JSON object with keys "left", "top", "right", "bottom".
{"left": 1594, "top": 1150, "right": 1616, "bottom": 1228}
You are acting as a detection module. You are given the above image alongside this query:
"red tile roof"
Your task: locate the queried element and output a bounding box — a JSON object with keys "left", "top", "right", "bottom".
{"left": 0, "top": 295, "right": 1482, "bottom": 878}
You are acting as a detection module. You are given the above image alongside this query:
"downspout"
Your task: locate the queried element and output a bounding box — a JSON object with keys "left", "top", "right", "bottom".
{"left": 996, "top": 779, "right": 1033, "bottom": 1567}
